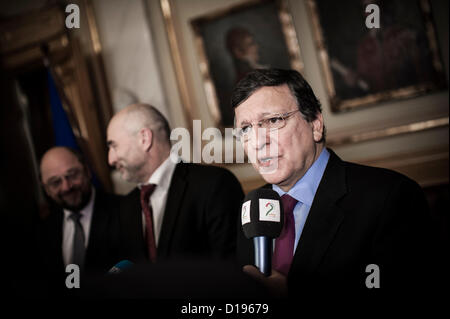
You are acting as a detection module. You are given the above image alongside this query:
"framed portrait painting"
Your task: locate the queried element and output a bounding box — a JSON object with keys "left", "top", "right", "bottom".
{"left": 307, "top": 0, "right": 447, "bottom": 112}
{"left": 191, "top": 0, "right": 303, "bottom": 128}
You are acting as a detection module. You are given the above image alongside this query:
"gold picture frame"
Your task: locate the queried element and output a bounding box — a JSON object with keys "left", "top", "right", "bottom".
{"left": 190, "top": 0, "right": 304, "bottom": 128}
{"left": 307, "top": 0, "right": 446, "bottom": 113}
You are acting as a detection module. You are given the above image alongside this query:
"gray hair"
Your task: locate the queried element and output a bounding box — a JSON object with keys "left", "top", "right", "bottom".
{"left": 124, "top": 103, "right": 171, "bottom": 144}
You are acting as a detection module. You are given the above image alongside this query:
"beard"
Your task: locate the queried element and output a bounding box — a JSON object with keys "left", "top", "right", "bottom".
{"left": 54, "top": 184, "right": 92, "bottom": 212}
{"left": 118, "top": 162, "right": 145, "bottom": 183}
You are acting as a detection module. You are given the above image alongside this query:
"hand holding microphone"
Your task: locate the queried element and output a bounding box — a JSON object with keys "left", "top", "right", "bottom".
{"left": 243, "top": 265, "right": 287, "bottom": 297}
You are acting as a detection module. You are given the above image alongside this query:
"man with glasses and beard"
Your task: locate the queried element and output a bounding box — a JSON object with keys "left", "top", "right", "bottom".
{"left": 37, "top": 146, "right": 122, "bottom": 296}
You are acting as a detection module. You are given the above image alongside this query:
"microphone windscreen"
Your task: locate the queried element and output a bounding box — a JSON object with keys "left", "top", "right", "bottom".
{"left": 241, "top": 188, "right": 284, "bottom": 239}
{"left": 108, "top": 260, "right": 134, "bottom": 274}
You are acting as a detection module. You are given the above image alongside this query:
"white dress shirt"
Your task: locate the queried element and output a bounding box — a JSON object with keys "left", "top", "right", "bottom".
{"left": 140, "top": 154, "right": 178, "bottom": 247}
{"left": 62, "top": 187, "right": 95, "bottom": 266}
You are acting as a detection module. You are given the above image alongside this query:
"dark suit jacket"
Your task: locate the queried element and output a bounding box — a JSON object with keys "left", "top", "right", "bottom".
{"left": 237, "top": 149, "right": 440, "bottom": 294}
{"left": 117, "top": 162, "right": 244, "bottom": 263}
{"left": 36, "top": 190, "right": 122, "bottom": 294}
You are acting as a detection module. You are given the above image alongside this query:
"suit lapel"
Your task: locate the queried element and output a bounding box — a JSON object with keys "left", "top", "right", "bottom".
{"left": 157, "top": 163, "right": 187, "bottom": 257}
{"left": 120, "top": 188, "right": 147, "bottom": 260}
{"left": 85, "top": 190, "right": 107, "bottom": 264}
{"left": 290, "top": 149, "right": 347, "bottom": 276}
{"left": 42, "top": 206, "right": 65, "bottom": 274}
{"left": 54, "top": 209, "right": 65, "bottom": 271}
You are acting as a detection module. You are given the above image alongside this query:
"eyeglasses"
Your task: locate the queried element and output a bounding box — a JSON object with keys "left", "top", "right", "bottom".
{"left": 234, "top": 110, "right": 300, "bottom": 142}
{"left": 45, "top": 168, "right": 83, "bottom": 190}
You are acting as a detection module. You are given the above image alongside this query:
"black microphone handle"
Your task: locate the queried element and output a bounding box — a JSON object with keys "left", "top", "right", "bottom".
{"left": 254, "top": 236, "right": 272, "bottom": 276}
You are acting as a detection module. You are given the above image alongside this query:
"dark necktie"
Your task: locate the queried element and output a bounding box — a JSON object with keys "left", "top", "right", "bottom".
{"left": 273, "top": 194, "right": 298, "bottom": 276}
{"left": 140, "top": 184, "right": 157, "bottom": 262}
{"left": 69, "top": 212, "right": 85, "bottom": 269}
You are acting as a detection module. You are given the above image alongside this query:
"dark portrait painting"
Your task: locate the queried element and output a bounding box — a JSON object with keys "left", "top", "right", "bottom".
{"left": 191, "top": 0, "right": 303, "bottom": 127}
{"left": 308, "top": 0, "right": 446, "bottom": 112}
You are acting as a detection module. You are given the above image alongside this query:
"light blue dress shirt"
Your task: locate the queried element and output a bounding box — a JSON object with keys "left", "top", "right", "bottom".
{"left": 273, "top": 148, "right": 330, "bottom": 253}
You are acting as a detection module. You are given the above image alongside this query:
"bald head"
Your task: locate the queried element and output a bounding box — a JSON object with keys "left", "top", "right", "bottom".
{"left": 40, "top": 146, "right": 92, "bottom": 211}
{"left": 107, "top": 103, "right": 172, "bottom": 184}
{"left": 110, "top": 103, "right": 171, "bottom": 144}
{"left": 40, "top": 147, "right": 84, "bottom": 182}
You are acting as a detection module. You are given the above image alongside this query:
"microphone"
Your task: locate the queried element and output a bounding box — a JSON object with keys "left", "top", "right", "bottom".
{"left": 107, "top": 260, "right": 134, "bottom": 274}
{"left": 241, "top": 188, "right": 283, "bottom": 276}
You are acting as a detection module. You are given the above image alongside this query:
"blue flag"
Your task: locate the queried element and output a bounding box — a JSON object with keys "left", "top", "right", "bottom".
{"left": 47, "top": 70, "right": 79, "bottom": 149}
{"left": 47, "top": 69, "right": 102, "bottom": 189}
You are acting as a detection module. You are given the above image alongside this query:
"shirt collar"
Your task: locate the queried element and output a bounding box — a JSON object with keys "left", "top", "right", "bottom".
{"left": 273, "top": 148, "right": 330, "bottom": 206}
{"left": 63, "top": 187, "right": 96, "bottom": 220}
{"left": 140, "top": 153, "right": 178, "bottom": 191}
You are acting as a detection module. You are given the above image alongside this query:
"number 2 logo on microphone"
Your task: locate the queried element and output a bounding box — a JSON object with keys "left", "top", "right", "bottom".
{"left": 265, "top": 202, "right": 275, "bottom": 217}
{"left": 259, "top": 199, "right": 280, "bottom": 222}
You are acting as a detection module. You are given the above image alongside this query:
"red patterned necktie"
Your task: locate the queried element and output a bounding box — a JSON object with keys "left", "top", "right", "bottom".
{"left": 273, "top": 194, "right": 298, "bottom": 276}
{"left": 140, "top": 184, "right": 157, "bottom": 262}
